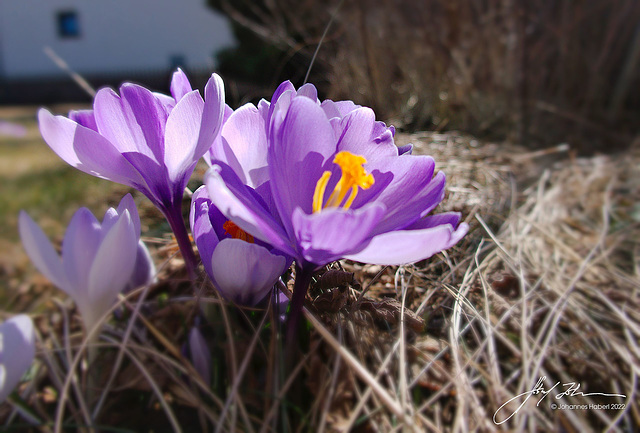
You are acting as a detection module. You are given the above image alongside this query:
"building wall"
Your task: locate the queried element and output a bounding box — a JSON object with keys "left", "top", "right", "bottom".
{"left": 0, "top": 0, "right": 234, "bottom": 79}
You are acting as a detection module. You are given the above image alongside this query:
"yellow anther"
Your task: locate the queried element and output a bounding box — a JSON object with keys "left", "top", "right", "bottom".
{"left": 312, "top": 151, "right": 374, "bottom": 213}
{"left": 223, "top": 220, "right": 254, "bottom": 243}
{"left": 312, "top": 171, "right": 332, "bottom": 213}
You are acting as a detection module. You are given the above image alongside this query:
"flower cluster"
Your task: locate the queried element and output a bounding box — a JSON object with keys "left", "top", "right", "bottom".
{"left": 10, "top": 70, "right": 467, "bottom": 399}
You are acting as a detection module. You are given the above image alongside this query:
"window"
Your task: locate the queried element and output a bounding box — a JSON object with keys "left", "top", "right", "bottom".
{"left": 57, "top": 11, "right": 80, "bottom": 38}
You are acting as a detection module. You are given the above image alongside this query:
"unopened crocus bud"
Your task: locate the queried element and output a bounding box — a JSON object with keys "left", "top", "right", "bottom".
{"left": 20, "top": 194, "right": 154, "bottom": 334}
{"left": 0, "top": 315, "right": 36, "bottom": 402}
{"left": 188, "top": 327, "right": 211, "bottom": 385}
{"left": 190, "top": 186, "right": 289, "bottom": 306}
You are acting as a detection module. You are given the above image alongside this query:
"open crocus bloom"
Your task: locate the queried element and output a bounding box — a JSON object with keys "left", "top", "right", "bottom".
{"left": 204, "top": 82, "right": 468, "bottom": 270}
{"left": 37, "top": 69, "right": 225, "bottom": 275}
{"left": 190, "top": 186, "right": 288, "bottom": 306}
{"left": 19, "top": 194, "right": 155, "bottom": 333}
{"left": 0, "top": 315, "right": 36, "bottom": 403}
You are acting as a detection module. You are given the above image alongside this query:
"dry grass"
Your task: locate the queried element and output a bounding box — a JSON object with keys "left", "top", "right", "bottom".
{"left": 1, "top": 130, "right": 639, "bottom": 432}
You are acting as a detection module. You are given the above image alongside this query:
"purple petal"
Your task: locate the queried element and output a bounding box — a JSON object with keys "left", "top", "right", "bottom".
{"left": 196, "top": 73, "right": 226, "bottom": 158}
{"left": 210, "top": 103, "right": 269, "bottom": 188}
{"left": 190, "top": 186, "right": 219, "bottom": 278}
{"left": 62, "top": 208, "right": 102, "bottom": 295}
{"left": 0, "top": 315, "right": 36, "bottom": 403}
{"left": 336, "top": 107, "right": 398, "bottom": 160}
{"left": 408, "top": 212, "right": 463, "bottom": 230}
{"left": 297, "top": 83, "right": 318, "bottom": 101}
{"left": 210, "top": 239, "right": 287, "bottom": 306}
{"left": 268, "top": 80, "right": 296, "bottom": 121}
{"left": 115, "top": 193, "right": 141, "bottom": 236}
{"left": 68, "top": 109, "right": 97, "bottom": 131}
{"left": 291, "top": 203, "right": 386, "bottom": 265}
{"left": 320, "top": 99, "right": 360, "bottom": 119}
{"left": 93, "top": 87, "right": 163, "bottom": 162}
{"left": 153, "top": 92, "right": 177, "bottom": 112}
{"left": 163, "top": 90, "right": 205, "bottom": 182}
{"left": 345, "top": 219, "right": 469, "bottom": 265}
{"left": 19, "top": 211, "right": 69, "bottom": 294}
{"left": 85, "top": 210, "right": 137, "bottom": 331}
{"left": 267, "top": 89, "right": 294, "bottom": 136}
{"left": 125, "top": 241, "right": 156, "bottom": 292}
{"left": 38, "top": 109, "right": 143, "bottom": 187}
{"left": 204, "top": 104, "right": 234, "bottom": 167}
{"left": 170, "top": 68, "right": 193, "bottom": 101}
{"left": 353, "top": 157, "right": 444, "bottom": 234}
{"left": 397, "top": 143, "right": 413, "bottom": 155}
{"left": 120, "top": 152, "right": 171, "bottom": 207}
{"left": 119, "top": 84, "right": 170, "bottom": 162}
{"left": 205, "top": 164, "right": 296, "bottom": 257}
{"left": 101, "top": 208, "right": 119, "bottom": 235}
{"left": 269, "top": 96, "right": 337, "bottom": 227}
{"left": 188, "top": 327, "right": 211, "bottom": 384}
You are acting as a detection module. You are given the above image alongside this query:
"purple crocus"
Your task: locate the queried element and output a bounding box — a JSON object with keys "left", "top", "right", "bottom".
{"left": 19, "top": 194, "right": 155, "bottom": 335}
{"left": 187, "top": 327, "right": 211, "bottom": 385}
{"left": 0, "top": 315, "right": 36, "bottom": 403}
{"left": 203, "top": 81, "right": 468, "bottom": 338}
{"left": 203, "top": 80, "right": 412, "bottom": 170}
{"left": 190, "top": 186, "right": 288, "bottom": 306}
{"left": 0, "top": 120, "right": 27, "bottom": 138}
{"left": 37, "top": 69, "right": 225, "bottom": 277}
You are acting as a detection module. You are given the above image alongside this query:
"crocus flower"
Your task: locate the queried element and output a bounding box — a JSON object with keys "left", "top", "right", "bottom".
{"left": 0, "top": 120, "right": 27, "bottom": 138}
{"left": 204, "top": 80, "right": 412, "bottom": 170}
{"left": 187, "top": 326, "right": 211, "bottom": 385}
{"left": 19, "top": 194, "right": 154, "bottom": 334}
{"left": 37, "top": 69, "right": 225, "bottom": 277}
{"left": 203, "top": 81, "right": 468, "bottom": 336}
{"left": 190, "top": 186, "right": 288, "bottom": 306}
{"left": 0, "top": 315, "right": 36, "bottom": 403}
{"left": 205, "top": 82, "right": 467, "bottom": 268}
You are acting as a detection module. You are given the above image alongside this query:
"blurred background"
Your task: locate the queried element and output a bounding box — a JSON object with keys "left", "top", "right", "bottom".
{"left": 209, "top": 0, "right": 640, "bottom": 153}
{"left": 1, "top": 0, "right": 639, "bottom": 153}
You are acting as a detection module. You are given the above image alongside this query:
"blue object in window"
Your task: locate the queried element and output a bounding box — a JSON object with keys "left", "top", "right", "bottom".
{"left": 57, "top": 11, "right": 80, "bottom": 38}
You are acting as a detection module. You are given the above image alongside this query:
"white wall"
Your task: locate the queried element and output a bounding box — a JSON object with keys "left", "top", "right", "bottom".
{"left": 0, "top": 0, "right": 235, "bottom": 78}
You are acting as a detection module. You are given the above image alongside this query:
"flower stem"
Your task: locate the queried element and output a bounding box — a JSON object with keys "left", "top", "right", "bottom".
{"left": 87, "top": 332, "right": 99, "bottom": 406}
{"left": 165, "top": 205, "right": 197, "bottom": 280}
{"left": 285, "top": 264, "right": 314, "bottom": 366}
